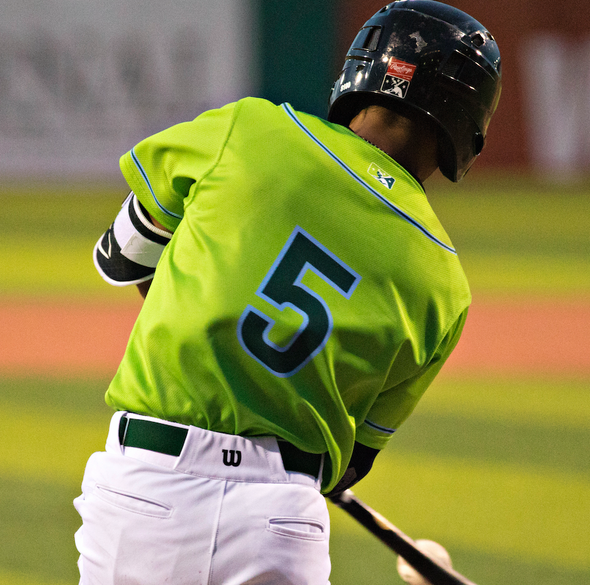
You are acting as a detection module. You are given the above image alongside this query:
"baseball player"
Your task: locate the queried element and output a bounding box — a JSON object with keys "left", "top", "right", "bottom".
{"left": 74, "top": 2, "right": 502, "bottom": 583}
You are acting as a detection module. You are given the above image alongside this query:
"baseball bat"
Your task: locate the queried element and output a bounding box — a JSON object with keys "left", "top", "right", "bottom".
{"left": 330, "top": 490, "right": 479, "bottom": 585}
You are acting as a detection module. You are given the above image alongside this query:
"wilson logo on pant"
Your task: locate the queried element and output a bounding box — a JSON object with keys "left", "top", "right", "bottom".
{"left": 222, "top": 449, "right": 242, "bottom": 467}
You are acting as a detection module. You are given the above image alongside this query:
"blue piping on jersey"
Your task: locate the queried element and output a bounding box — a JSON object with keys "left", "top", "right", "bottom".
{"left": 281, "top": 103, "right": 457, "bottom": 255}
{"left": 130, "top": 148, "right": 183, "bottom": 220}
{"left": 364, "top": 419, "right": 396, "bottom": 435}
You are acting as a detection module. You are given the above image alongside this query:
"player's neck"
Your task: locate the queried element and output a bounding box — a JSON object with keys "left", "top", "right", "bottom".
{"left": 349, "top": 106, "right": 439, "bottom": 184}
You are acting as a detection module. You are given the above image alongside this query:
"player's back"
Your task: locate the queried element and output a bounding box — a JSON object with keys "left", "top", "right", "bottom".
{"left": 108, "top": 98, "right": 470, "bottom": 491}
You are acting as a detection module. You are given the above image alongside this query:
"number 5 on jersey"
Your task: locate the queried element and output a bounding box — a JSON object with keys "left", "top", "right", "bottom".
{"left": 237, "top": 226, "right": 361, "bottom": 377}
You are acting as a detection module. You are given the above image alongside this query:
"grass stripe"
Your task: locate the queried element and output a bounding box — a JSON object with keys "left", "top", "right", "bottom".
{"left": 0, "top": 475, "right": 80, "bottom": 584}
{"left": 460, "top": 252, "right": 590, "bottom": 296}
{"left": 0, "top": 241, "right": 139, "bottom": 300}
{"left": 393, "top": 412, "right": 589, "bottom": 474}
{"left": 328, "top": 527, "right": 590, "bottom": 585}
{"left": 417, "top": 378, "right": 590, "bottom": 429}
{"left": 351, "top": 451, "right": 590, "bottom": 569}
{"left": 0, "top": 571, "right": 70, "bottom": 585}
{"left": 429, "top": 177, "right": 590, "bottom": 251}
{"left": 0, "top": 376, "right": 113, "bottom": 414}
{"left": 0, "top": 401, "right": 109, "bottom": 485}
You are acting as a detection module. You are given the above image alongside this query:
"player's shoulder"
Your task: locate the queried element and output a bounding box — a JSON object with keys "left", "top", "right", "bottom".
{"left": 217, "top": 98, "right": 332, "bottom": 140}
{"left": 171, "top": 98, "right": 276, "bottom": 139}
{"left": 232, "top": 98, "right": 344, "bottom": 130}
{"left": 231, "top": 97, "right": 302, "bottom": 124}
{"left": 235, "top": 96, "right": 279, "bottom": 110}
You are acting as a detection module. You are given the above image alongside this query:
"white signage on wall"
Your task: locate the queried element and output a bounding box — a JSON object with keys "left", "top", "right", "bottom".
{"left": 521, "top": 35, "right": 590, "bottom": 179}
{"left": 0, "top": 0, "right": 256, "bottom": 177}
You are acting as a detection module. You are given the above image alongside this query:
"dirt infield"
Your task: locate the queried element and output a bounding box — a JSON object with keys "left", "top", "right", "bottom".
{"left": 1, "top": 297, "right": 589, "bottom": 378}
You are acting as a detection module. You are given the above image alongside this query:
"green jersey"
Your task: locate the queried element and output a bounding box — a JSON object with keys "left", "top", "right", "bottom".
{"left": 108, "top": 97, "right": 470, "bottom": 492}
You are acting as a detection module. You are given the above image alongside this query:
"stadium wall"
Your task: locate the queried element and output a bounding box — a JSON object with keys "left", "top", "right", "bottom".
{"left": 0, "top": 0, "right": 257, "bottom": 178}
{"left": 2, "top": 1, "right": 590, "bottom": 180}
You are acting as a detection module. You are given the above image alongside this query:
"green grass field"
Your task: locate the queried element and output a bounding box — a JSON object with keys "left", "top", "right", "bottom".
{"left": 1, "top": 174, "right": 589, "bottom": 585}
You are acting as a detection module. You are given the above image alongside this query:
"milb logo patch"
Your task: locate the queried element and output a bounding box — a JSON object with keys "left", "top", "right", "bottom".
{"left": 381, "top": 57, "right": 417, "bottom": 99}
{"left": 368, "top": 163, "right": 395, "bottom": 189}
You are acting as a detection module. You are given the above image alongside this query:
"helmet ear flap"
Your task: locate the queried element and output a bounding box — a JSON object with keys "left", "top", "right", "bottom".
{"left": 473, "top": 132, "right": 485, "bottom": 156}
{"left": 437, "top": 128, "right": 458, "bottom": 182}
{"left": 437, "top": 130, "right": 486, "bottom": 182}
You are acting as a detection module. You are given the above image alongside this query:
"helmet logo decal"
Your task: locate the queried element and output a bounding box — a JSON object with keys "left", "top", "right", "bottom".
{"left": 368, "top": 163, "right": 395, "bottom": 189}
{"left": 381, "top": 57, "right": 417, "bottom": 98}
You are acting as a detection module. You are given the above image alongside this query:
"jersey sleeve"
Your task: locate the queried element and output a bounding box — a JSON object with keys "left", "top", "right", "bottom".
{"left": 355, "top": 308, "right": 469, "bottom": 450}
{"left": 119, "top": 101, "right": 238, "bottom": 232}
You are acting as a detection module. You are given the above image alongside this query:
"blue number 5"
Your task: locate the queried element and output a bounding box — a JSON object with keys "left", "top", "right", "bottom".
{"left": 237, "top": 227, "right": 361, "bottom": 377}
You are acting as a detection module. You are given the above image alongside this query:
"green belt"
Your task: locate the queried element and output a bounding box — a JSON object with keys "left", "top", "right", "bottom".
{"left": 118, "top": 416, "right": 323, "bottom": 479}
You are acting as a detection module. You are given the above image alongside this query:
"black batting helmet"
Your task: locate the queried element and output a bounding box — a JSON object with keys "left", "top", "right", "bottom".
{"left": 328, "top": 1, "right": 502, "bottom": 181}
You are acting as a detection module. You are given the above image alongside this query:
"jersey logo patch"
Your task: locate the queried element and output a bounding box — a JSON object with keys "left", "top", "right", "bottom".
{"left": 368, "top": 163, "right": 395, "bottom": 189}
{"left": 381, "top": 57, "right": 416, "bottom": 99}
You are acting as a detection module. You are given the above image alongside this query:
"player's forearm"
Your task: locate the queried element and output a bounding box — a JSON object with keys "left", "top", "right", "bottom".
{"left": 149, "top": 215, "right": 169, "bottom": 232}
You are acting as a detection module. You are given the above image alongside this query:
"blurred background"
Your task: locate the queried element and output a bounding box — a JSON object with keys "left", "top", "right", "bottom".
{"left": 0, "top": 1, "right": 588, "bottom": 584}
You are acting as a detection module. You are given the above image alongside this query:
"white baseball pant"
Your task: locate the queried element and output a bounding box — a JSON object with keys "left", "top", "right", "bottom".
{"left": 74, "top": 411, "right": 331, "bottom": 585}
